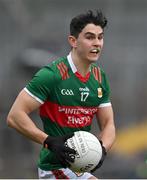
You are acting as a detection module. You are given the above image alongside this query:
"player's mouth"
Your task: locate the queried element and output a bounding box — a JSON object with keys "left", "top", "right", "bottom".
{"left": 90, "top": 48, "right": 101, "bottom": 55}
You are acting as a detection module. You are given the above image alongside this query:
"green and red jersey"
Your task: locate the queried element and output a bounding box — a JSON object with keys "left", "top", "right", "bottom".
{"left": 25, "top": 53, "right": 111, "bottom": 170}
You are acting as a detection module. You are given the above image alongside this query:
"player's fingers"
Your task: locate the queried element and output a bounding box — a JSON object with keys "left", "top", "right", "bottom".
{"left": 64, "top": 153, "right": 75, "bottom": 163}
{"left": 58, "top": 154, "right": 71, "bottom": 167}
{"left": 63, "top": 146, "right": 76, "bottom": 154}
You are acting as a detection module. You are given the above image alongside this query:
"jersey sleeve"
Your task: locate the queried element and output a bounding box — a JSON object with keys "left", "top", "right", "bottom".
{"left": 98, "top": 69, "right": 111, "bottom": 107}
{"left": 25, "top": 66, "right": 55, "bottom": 103}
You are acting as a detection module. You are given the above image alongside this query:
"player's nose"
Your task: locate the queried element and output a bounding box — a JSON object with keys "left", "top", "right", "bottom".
{"left": 93, "top": 38, "right": 101, "bottom": 47}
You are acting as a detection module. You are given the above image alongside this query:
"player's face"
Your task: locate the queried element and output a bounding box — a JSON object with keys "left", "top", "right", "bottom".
{"left": 73, "top": 24, "right": 104, "bottom": 63}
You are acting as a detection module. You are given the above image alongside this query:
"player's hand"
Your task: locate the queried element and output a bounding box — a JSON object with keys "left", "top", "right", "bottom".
{"left": 91, "top": 140, "right": 107, "bottom": 173}
{"left": 43, "top": 133, "right": 76, "bottom": 168}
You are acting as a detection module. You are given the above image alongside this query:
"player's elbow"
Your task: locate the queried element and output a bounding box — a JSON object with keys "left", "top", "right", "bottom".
{"left": 7, "top": 113, "right": 16, "bottom": 128}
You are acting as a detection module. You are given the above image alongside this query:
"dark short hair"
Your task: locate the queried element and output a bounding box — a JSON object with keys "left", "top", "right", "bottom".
{"left": 70, "top": 10, "right": 107, "bottom": 38}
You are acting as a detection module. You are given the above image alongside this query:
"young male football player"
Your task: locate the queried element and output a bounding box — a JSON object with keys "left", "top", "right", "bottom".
{"left": 7, "top": 10, "right": 116, "bottom": 179}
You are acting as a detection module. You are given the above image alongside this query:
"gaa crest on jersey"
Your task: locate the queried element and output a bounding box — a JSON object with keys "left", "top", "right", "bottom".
{"left": 61, "top": 89, "right": 74, "bottom": 96}
{"left": 97, "top": 88, "right": 103, "bottom": 98}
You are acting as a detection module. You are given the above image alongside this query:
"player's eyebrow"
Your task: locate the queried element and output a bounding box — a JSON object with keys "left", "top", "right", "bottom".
{"left": 85, "top": 32, "right": 104, "bottom": 36}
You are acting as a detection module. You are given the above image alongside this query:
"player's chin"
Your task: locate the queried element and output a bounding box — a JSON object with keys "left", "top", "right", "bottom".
{"left": 88, "top": 57, "right": 99, "bottom": 63}
{"left": 88, "top": 54, "right": 99, "bottom": 62}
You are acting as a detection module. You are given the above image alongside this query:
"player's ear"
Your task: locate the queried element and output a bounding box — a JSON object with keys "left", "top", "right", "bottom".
{"left": 68, "top": 35, "right": 77, "bottom": 48}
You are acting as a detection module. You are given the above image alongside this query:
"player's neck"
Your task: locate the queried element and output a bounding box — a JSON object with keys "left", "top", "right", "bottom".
{"left": 71, "top": 51, "right": 91, "bottom": 77}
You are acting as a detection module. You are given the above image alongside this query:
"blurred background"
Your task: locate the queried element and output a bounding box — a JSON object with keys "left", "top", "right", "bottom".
{"left": 0, "top": 0, "right": 147, "bottom": 178}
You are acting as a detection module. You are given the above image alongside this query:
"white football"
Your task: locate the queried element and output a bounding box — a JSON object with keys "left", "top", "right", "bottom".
{"left": 66, "top": 131, "right": 102, "bottom": 173}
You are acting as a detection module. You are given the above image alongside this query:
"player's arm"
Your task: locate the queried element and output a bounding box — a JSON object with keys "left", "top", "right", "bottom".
{"left": 7, "top": 89, "right": 48, "bottom": 144}
{"left": 96, "top": 105, "right": 116, "bottom": 151}
{"left": 7, "top": 89, "right": 76, "bottom": 167}
{"left": 90, "top": 105, "right": 115, "bottom": 172}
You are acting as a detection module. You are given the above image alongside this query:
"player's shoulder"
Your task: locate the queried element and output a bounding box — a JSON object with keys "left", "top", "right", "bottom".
{"left": 42, "top": 56, "right": 69, "bottom": 81}
{"left": 44, "top": 56, "right": 68, "bottom": 72}
{"left": 38, "top": 57, "right": 66, "bottom": 72}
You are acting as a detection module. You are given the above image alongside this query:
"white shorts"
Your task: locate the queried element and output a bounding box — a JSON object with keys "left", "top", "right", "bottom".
{"left": 38, "top": 167, "right": 95, "bottom": 179}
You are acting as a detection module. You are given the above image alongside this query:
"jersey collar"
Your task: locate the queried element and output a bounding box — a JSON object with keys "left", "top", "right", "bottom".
{"left": 67, "top": 52, "right": 92, "bottom": 73}
{"left": 67, "top": 52, "right": 91, "bottom": 83}
{"left": 67, "top": 52, "right": 77, "bottom": 73}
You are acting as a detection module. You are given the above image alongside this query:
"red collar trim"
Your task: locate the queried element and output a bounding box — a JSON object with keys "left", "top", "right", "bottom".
{"left": 75, "top": 71, "right": 90, "bottom": 83}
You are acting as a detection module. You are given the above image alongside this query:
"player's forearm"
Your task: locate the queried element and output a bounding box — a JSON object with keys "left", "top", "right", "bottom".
{"left": 7, "top": 111, "right": 48, "bottom": 145}
{"left": 98, "top": 123, "right": 116, "bottom": 151}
